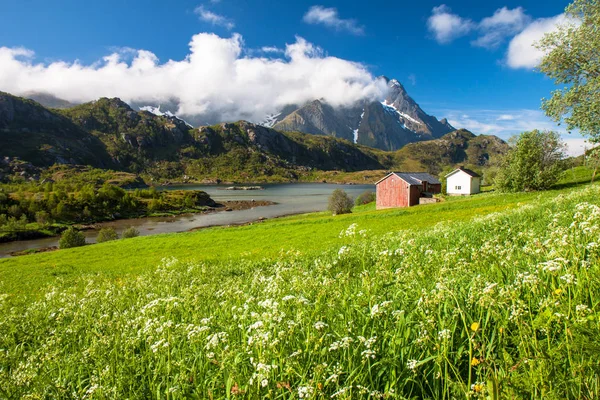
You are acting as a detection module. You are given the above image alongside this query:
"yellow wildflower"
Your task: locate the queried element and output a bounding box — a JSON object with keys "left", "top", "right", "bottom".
{"left": 471, "top": 357, "right": 481, "bottom": 366}
{"left": 470, "top": 322, "right": 480, "bottom": 332}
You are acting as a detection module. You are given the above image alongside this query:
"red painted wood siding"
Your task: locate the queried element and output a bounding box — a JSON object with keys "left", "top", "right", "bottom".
{"left": 409, "top": 185, "right": 421, "bottom": 206}
{"left": 376, "top": 175, "right": 410, "bottom": 209}
{"left": 428, "top": 183, "right": 441, "bottom": 194}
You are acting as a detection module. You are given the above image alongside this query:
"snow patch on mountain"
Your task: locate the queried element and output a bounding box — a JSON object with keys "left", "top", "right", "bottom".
{"left": 353, "top": 109, "right": 365, "bottom": 143}
{"left": 139, "top": 105, "right": 193, "bottom": 127}
{"left": 381, "top": 101, "right": 422, "bottom": 127}
{"left": 261, "top": 112, "right": 282, "bottom": 128}
{"left": 140, "top": 105, "right": 175, "bottom": 117}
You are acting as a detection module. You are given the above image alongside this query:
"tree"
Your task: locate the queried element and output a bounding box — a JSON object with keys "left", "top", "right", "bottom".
{"left": 328, "top": 189, "right": 354, "bottom": 215}
{"left": 96, "top": 227, "right": 119, "bottom": 243}
{"left": 495, "top": 130, "right": 566, "bottom": 192}
{"left": 537, "top": 0, "right": 599, "bottom": 177}
{"left": 59, "top": 227, "right": 86, "bottom": 249}
{"left": 354, "top": 191, "right": 376, "bottom": 206}
{"left": 122, "top": 226, "right": 140, "bottom": 239}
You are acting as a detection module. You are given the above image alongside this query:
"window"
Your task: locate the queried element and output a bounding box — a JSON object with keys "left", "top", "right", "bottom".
{"left": 455, "top": 186, "right": 461, "bottom": 190}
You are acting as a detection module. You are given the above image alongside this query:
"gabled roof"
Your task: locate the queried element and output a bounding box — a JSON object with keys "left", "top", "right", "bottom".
{"left": 445, "top": 167, "right": 481, "bottom": 178}
{"left": 375, "top": 172, "right": 441, "bottom": 186}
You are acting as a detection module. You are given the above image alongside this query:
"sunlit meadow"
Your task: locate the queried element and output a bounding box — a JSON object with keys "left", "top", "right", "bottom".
{"left": 1, "top": 185, "right": 599, "bottom": 399}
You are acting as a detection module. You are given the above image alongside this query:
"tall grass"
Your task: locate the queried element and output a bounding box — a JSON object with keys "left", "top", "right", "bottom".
{"left": 1, "top": 186, "right": 599, "bottom": 399}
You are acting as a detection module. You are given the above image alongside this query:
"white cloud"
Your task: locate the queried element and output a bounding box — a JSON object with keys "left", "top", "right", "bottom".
{"left": 194, "top": 5, "right": 235, "bottom": 30}
{"left": 0, "top": 33, "right": 387, "bottom": 123}
{"left": 427, "top": 5, "right": 474, "bottom": 44}
{"left": 505, "top": 14, "right": 577, "bottom": 69}
{"left": 303, "top": 6, "right": 364, "bottom": 35}
{"left": 441, "top": 107, "right": 587, "bottom": 156}
{"left": 473, "top": 7, "right": 531, "bottom": 49}
{"left": 563, "top": 137, "right": 589, "bottom": 157}
{"left": 497, "top": 114, "right": 515, "bottom": 121}
{"left": 408, "top": 73, "right": 416, "bottom": 86}
{"left": 260, "top": 46, "right": 284, "bottom": 54}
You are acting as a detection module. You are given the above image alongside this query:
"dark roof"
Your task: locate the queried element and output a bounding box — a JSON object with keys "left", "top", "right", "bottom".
{"left": 375, "top": 172, "right": 441, "bottom": 185}
{"left": 445, "top": 167, "right": 481, "bottom": 178}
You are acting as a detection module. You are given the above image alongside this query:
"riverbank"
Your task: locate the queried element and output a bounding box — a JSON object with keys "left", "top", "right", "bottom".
{"left": 4, "top": 200, "right": 275, "bottom": 257}
{"left": 0, "top": 183, "right": 375, "bottom": 258}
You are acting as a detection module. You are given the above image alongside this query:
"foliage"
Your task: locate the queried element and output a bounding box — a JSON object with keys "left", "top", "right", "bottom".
{"left": 328, "top": 189, "right": 354, "bottom": 215}
{"left": 0, "top": 174, "right": 214, "bottom": 242}
{"left": 122, "top": 227, "right": 140, "bottom": 239}
{"left": 96, "top": 227, "right": 119, "bottom": 243}
{"left": 354, "top": 190, "right": 376, "bottom": 206}
{"left": 58, "top": 227, "right": 86, "bottom": 249}
{"left": 495, "top": 130, "right": 566, "bottom": 192}
{"left": 1, "top": 185, "right": 599, "bottom": 398}
{"left": 538, "top": 0, "right": 600, "bottom": 143}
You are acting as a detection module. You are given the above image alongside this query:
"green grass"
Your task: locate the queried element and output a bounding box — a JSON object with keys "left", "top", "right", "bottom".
{"left": 1, "top": 183, "right": 599, "bottom": 398}
{"left": 0, "top": 186, "right": 582, "bottom": 298}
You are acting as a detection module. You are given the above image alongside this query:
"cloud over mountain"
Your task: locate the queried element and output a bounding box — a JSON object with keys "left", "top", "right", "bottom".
{"left": 0, "top": 33, "right": 386, "bottom": 123}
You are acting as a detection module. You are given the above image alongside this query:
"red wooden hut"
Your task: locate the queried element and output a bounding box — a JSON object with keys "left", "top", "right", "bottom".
{"left": 375, "top": 172, "right": 441, "bottom": 209}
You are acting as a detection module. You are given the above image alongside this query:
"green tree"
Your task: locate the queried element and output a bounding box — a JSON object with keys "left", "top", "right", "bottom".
{"left": 35, "top": 211, "right": 52, "bottom": 227}
{"left": 96, "top": 227, "right": 119, "bottom": 243}
{"left": 537, "top": 0, "right": 599, "bottom": 177}
{"left": 328, "top": 189, "right": 354, "bottom": 215}
{"left": 354, "top": 191, "right": 376, "bottom": 206}
{"left": 122, "top": 226, "right": 140, "bottom": 239}
{"left": 59, "top": 227, "right": 86, "bottom": 249}
{"left": 495, "top": 130, "right": 566, "bottom": 192}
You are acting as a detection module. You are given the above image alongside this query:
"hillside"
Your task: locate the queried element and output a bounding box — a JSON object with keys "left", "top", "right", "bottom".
{"left": 390, "top": 129, "right": 509, "bottom": 174}
{"left": 0, "top": 92, "right": 113, "bottom": 168}
{"left": 0, "top": 181, "right": 598, "bottom": 398}
{"left": 0, "top": 92, "right": 507, "bottom": 183}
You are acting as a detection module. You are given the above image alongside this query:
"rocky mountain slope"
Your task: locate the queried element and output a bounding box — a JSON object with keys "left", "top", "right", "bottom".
{"left": 0, "top": 92, "right": 506, "bottom": 182}
{"left": 270, "top": 77, "right": 455, "bottom": 151}
{"left": 0, "top": 92, "right": 113, "bottom": 167}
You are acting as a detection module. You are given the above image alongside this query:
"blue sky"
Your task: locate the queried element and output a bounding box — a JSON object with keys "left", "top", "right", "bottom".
{"left": 0, "top": 0, "right": 587, "bottom": 154}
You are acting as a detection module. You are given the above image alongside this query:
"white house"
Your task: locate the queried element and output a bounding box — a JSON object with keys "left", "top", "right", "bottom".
{"left": 445, "top": 167, "right": 481, "bottom": 195}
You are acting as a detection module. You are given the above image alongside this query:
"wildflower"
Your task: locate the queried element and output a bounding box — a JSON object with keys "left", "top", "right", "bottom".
{"left": 470, "top": 322, "right": 480, "bottom": 332}
{"left": 471, "top": 382, "right": 485, "bottom": 393}
{"left": 338, "top": 246, "right": 349, "bottom": 256}
{"left": 560, "top": 274, "right": 577, "bottom": 285}
{"left": 261, "top": 379, "right": 269, "bottom": 388}
{"left": 406, "top": 359, "right": 418, "bottom": 371}
{"left": 298, "top": 386, "right": 314, "bottom": 398}
{"left": 314, "top": 321, "right": 328, "bottom": 330}
{"left": 361, "top": 349, "right": 376, "bottom": 359}
{"left": 554, "top": 288, "right": 563, "bottom": 295}
{"left": 576, "top": 304, "right": 590, "bottom": 313}
{"left": 471, "top": 357, "right": 481, "bottom": 366}
{"left": 438, "top": 329, "right": 451, "bottom": 341}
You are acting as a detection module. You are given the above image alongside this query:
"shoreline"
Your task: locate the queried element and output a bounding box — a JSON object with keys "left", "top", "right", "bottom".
{"left": 4, "top": 200, "right": 276, "bottom": 257}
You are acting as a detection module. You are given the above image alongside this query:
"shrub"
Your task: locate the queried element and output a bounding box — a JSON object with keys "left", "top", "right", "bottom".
{"left": 122, "top": 227, "right": 140, "bottom": 239}
{"left": 58, "top": 227, "right": 86, "bottom": 249}
{"left": 35, "top": 211, "right": 52, "bottom": 227}
{"left": 328, "top": 189, "right": 353, "bottom": 215}
{"left": 495, "top": 130, "right": 566, "bottom": 192}
{"left": 96, "top": 227, "right": 119, "bottom": 243}
{"left": 354, "top": 190, "right": 376, "bottom": 206}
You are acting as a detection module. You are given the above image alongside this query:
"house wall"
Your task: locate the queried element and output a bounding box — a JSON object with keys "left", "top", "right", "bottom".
{"left": 409, "top": 185, "right": 422, "bottom": 206}
{"left": 376, "top": 175, "right": 410, "bottom": 209}
{"left": 447, "top": 172, "right": 474, "bottom": 195}
{"left": 428, "top": 183, "right": 442, "bottom": 194}
{"left": 470, "top": 177, "right": 481, "bottom": 194}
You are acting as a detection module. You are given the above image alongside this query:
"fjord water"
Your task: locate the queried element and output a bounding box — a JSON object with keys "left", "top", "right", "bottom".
{"left": 0, "top": 183, "right": 374, "bottom": 257}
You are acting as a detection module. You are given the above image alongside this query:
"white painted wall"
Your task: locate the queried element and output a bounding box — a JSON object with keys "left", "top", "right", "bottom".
{"left": 446, "top": 171, "right": 479, "bottom": 195}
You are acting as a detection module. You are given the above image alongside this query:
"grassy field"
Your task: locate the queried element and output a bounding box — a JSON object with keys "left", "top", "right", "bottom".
{"left": 0, "top": 178, "right": 591, "bottom": 298}
{"left": 1, "top": 180, "right": 599, "bottom": 398}
{"left": 0, "top": 169, "right": 598, "bottom": 399}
